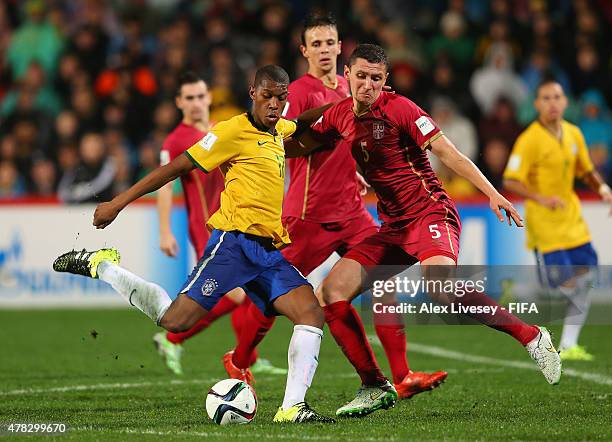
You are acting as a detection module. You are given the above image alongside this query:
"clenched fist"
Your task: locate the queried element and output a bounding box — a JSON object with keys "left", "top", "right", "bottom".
{"left": 93, "top": 202, "right": 121, "bottom": 229}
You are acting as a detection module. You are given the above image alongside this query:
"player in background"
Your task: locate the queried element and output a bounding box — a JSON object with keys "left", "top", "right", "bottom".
{"left": 225, "top": 14, "right": 447, "bottom": 400}
{"left": 294, "top": 44, "right": 562, "bottom": 417}
{"left": 153, "top": 71, "right": 285, "bottom": 376}
{"left": 54, "top": 65, "right": 334, "bottom": 423}
{"left": 504, "top": 79, "right": 612, "bottom": 361}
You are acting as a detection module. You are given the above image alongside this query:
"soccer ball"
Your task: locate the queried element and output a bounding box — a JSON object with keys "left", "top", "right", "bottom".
{"left": 206, "top": 379, "right": 257, "bottom": 425}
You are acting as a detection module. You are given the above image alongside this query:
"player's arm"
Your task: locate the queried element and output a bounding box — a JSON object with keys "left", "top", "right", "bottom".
{"left": 94, "top": 154, "right": 195, "bottom": 229}
{"left": 502, "top": 133, "right": 564, "bottom": 209}
{"left": 575, "top": 129, "right": 612, "bottom": 215}
{"left": 502, "top": 178, "right": 565, "bottom": 209}
{"left": 431, "top": 135, "right": 523, "bottom": 226}
{"left": 284, "top": 103, "right": 335, "bottom": 158}
{"left": 581, "top": 170, "right": 612, "bottom": 215}
{"left": 157, "top": 182, "right": 179, "bottom": 257}
{"left": 294, "top": 102, "right": 335, "bottom": 134}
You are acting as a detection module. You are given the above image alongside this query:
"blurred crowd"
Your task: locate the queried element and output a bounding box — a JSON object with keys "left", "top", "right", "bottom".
{"left": 0, "top": 0, "right": 611, "bottom": 202}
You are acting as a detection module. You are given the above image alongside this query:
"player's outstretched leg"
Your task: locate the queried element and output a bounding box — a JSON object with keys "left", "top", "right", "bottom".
{"left": 54, "top": 248, "right": 171, "bottom": 325}
{"left": 271, "top": 285, "right": 334, "bottom": 423}
{"left": 421, "top": 257, "right": 561, "bottom": 385}
{"left": 319, "top": 258, "right": 398, "bottom": 417}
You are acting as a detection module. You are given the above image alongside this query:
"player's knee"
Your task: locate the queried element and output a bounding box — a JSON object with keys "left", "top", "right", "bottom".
{"left": 159, "top": 313, "right": 193, "bottom": 334}
{"left": 295, "top": 302, "right": 325, "bottom": 329}
{"left": 319, "top": 279, "right": 348, "bottom": 305}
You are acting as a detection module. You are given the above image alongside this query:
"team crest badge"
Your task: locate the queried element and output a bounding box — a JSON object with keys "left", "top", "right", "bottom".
{"left": 373, "top": 121, "right": 385, "bottom": 140}
{"left": 201, "top": 279, "right": 218, "bottom": 297}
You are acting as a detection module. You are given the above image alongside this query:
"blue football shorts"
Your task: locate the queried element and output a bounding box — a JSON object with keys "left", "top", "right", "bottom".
{"left": 179, "top": 229, "right": 310, "bottom": 316}
{"left": 535, "top": 242, "right": 598, "bottom": 288}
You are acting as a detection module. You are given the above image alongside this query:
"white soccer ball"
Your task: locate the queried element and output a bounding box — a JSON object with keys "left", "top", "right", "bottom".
{"left": 206, "top": 379, "right": 257, "bottom": 425}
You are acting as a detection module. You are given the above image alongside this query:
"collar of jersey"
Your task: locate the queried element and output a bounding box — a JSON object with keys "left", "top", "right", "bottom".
{"left": 305, "top": 72, "right": 339, "bottom": 91}
{"left": 536, "top": 119, "right": 565, "bottom": 143}
{"left": 353, "top": 92, "right": 386, "bottom": 118}
{"left": 246, "top": 112, "right": 278, "bottom": 136}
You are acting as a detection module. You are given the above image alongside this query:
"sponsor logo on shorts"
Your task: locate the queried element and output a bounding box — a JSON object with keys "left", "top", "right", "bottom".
{"left": 202, "top": 278, "right": 218, "bottom": 296}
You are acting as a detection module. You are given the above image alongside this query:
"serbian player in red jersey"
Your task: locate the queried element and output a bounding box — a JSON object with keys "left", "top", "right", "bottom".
{"left": 153, "top": 71, "right": 285, "bottom": 376}
{"left": 294, "top": 44, "right": 562, "bottom": 417}
{"left": 223, "top": 15, "right": 447, "bottom": 398}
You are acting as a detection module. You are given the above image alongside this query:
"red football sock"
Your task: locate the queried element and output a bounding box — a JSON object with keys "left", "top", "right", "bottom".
{"left": 324, "top": 301, "right": 387, "bottom": 386}
{"left": 456, "top": 290, "right": 539, "bottom": 345}
{"left": 166, "top": 296, "right": 239, "bottom": 344}
{"left": 374, "top": 308, "right": 409, "bottom": 385}
{"left": 230, "top": 298, "right": 251, "bottom": 341}
{"left": 233, "top": 302, "right": 276, "bottom": 369}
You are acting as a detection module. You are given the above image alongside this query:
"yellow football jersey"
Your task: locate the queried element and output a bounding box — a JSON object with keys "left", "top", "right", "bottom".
{"left": 185, "top": 113, "right": 296, "bottom": 248}
{"left": 504, "top": 120, "right": 593, "bottom": 253}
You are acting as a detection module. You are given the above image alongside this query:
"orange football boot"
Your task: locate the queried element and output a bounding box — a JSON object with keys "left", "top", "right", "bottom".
{"left": 394, "top": 370, "right": 448, "bottom": 399}
{"left": 223, "top": 350, "right": 255, "bottom": 385}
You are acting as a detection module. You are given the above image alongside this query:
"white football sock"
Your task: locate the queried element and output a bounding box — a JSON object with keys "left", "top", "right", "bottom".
{"left": 281, "top": 325, "right": 323, "bottom": 410}
{"left": 559, "top": 273, "right": 593, "bottom": 350}
{"left": 98, "top": 260, "right": 172, "bottom": 324}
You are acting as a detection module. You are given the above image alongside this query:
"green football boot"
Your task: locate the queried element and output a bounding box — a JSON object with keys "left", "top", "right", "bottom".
{"left": 560, "top": 345, "right": 594, "bottom": 361}
{"left": 336, "top": 380, "right": 398, "bottom": 417}
{"left": 250, "top": 358, "right": 287, "bottom": 375}
{"left": 153, "top": 332, "right": 183, "bottom": 375}
{"left": 53, "top": 248, "right": 120, "bottom": 278}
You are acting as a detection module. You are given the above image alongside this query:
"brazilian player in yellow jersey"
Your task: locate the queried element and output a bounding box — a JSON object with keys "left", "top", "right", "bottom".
{"left": 504, "top": 79, "right": 612, "bottom": 361}
{"left": 185, "top": 112, "right": 295, "bottom": 247}
{"left": 52, "top": 65, "right": 334, "bottom": 423}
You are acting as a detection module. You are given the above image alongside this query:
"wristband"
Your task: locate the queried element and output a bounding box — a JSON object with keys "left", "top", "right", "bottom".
{"left": 599, "top": 183, "right": 612, "bottom": 197}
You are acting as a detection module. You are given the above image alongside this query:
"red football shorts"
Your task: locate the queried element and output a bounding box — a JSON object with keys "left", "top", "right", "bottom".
{"left": 282, "top": 208, "right": 378, "bottom": 276}
{"left": 344, "top": 204, "right": 461, "bottom": 267}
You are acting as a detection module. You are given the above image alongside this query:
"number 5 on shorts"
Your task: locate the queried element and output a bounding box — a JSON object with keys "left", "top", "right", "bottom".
{"left": 429, "top": 224, "right": 441, "bottom": 239}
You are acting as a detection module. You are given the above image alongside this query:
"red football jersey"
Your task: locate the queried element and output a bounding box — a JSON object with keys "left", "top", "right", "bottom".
{"left": 160, "top": 122, "right": 224, "bottom": 257}
{"left": 311, "top": 92, "right": 454, "bottom": 224}
{"left": 283, "top": 73, "right": 364, "bottom": 222}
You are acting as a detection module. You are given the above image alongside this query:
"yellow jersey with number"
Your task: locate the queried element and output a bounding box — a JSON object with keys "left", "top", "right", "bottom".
{"left": 503, "top": 120, "right": 593, "bottom": 253}
{"left": 185, "top": 113, "right": 296, "bottom": 248}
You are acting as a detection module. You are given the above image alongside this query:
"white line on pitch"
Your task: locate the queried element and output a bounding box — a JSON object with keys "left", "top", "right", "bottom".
{"left": 73, "top": 427, "right": 396, "bottom": 442}
{"left": 369, "top": 337, "right": 612, "bottom": 386}
{"left": 0, "top": 378, "right": 216, "bottom": 396}
{"left": 0, "top": 373, "right": 360, "bottom": 397}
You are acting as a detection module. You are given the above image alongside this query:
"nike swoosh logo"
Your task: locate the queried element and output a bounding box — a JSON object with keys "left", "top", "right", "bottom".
{"left": 544, "top": 346, "right": 556, "bottom": 353}
{"left": 129, "top": 289, "right": 136, "bottom": 306}
{"left": 369, "top": 391, "right": 384, "bottom": 401}
{"left": 257, "top": 140, "right": 268, "bottom": 146}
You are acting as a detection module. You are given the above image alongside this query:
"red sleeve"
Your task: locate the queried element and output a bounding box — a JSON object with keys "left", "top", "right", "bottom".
{"left": 309, "top": 104, "right": 341, "bottom": 144}
{"left": 283, "top": 81, "right": 310, "bottom": 119}
{"left": 392, "top": 96, "right": 443, "bottom": 150}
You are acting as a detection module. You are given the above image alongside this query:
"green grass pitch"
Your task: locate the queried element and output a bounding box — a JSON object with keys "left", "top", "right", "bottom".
{"left": 2, "top": 309, "right": 611, "bottom": 441}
